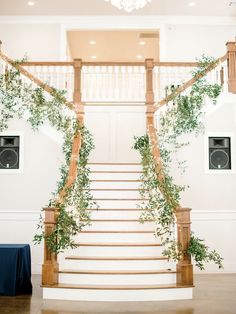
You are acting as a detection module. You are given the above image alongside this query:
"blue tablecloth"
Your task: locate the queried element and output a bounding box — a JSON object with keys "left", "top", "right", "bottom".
{"left": 0, "top": 244, "right": 32, "bottom": 296}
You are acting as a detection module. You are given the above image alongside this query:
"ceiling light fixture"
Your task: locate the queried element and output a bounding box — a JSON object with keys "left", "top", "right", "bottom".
{"left": 139, "top": 41, "right": 146, "bottom": 45}
{"left": 89, "top": 40, "right": 96, "bottom": 45}
{"left": 137, "top": 55, "right": 142, "bottom": 59}
{"left": 91, "top": 56, "right": 97, "bottom": 59}
{"left": 104, "top": 0, "right": 152, "bottom": 12}
{"left": 27, "top": 1, "right": 35, "bottom": 6}
{"left": 188, "top": 1, "right": 196, "bottom": 6}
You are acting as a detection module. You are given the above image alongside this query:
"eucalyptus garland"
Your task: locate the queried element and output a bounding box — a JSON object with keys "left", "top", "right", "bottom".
{"left": 0, "top": 62, "right": 96, "bottom": 253}
{"left": 134, "top": 55, "right": 223, "bottom": 270}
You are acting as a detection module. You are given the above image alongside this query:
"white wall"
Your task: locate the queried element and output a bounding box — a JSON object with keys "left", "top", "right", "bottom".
{"left": 164, "top": 24, "right": 236, "bottom": 61}
{"left": 0, "top": 119, "right": 63, "bottom": 273}
{"left": 171, "top": 94, "right": 236, "bottom": 273}
{"left": 0, "top": 24, "right": 61, "bottom": 60}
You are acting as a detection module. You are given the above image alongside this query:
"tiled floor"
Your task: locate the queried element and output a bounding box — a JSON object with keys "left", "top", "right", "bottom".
{"left": 0, "top": 274, "right": 235, "bottom": 314}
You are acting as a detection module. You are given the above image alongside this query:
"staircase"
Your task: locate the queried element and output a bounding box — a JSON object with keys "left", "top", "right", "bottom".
{"left": 43, "top": 163, "right": 193, "bottom": 301}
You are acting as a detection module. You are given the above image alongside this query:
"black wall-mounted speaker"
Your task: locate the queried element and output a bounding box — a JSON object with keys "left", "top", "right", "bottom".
{"left": 0, "top": 136, "right": 20, "bottom": 169}
{"left": 209, "top": 137, "right": 231, "bottom": 170}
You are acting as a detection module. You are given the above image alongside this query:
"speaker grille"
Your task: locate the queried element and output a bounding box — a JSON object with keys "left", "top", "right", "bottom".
{"left": 210, "top": 149, "right": 230, "bottom": 169}
{"left": 0, "top": 148, "right": 19, "bottom": 169}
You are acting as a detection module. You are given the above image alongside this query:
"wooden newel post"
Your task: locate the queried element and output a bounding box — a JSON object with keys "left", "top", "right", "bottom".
{"left": 226, "top": 42, "right": 236, "bottom": 93}
{"left": 42, "top": 207, "right": 59, "bottom": 286}
{"left": 145, "top": 58, "right": 155, "bottom": 114}
{"left": 73, "top": 58, "right": 84, "bottom": 124}
{"left": 176, "top": 207, "right": 193, "bottom": 286}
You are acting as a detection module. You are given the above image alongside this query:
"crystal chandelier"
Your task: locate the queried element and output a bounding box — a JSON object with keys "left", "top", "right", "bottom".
{"left": 104, "top": 0, "right": 152, "bottom": 12}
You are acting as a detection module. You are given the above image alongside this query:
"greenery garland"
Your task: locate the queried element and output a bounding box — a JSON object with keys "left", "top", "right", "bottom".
{"left": 133, "top": 55, "right": 223, "bottom": 270}
{"left": 0, "top": 62, "right": 96, "bottom": 253}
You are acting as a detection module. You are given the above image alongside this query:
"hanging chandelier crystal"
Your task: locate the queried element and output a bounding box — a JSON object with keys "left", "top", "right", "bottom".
{"left": 104, "top": 0, "right": 152, "bottom": 12}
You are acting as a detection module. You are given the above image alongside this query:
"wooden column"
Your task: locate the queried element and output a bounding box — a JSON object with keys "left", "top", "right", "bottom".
{"left": 73, "top": 58, "right": 84, "bottom": 124}
{"left": 176, "top": 207, "right": 193, "bottom": 286}
{"left": 145, "top": 58, "right": 155, "bottom": 115}
{"left": 226, "top": 42, "right": 236, "bottom": 93}
{"left": 42, "top": 207, "right": 59, "bottom": 286}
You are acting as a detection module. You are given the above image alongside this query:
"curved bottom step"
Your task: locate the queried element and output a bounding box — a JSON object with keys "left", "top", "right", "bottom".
{"left": 43, "top": 284, "right": 193, "bottom": 301}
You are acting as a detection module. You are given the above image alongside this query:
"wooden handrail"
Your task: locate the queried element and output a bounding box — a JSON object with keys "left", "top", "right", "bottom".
{"left": 155, "top": 53, "right": 227, "bottom": 111}
{"left": 19, "top": 61, "right": 198, "bottom": 68}
{"left": 19, "top": 61, "right": 74, "bottom": 66}
{"left": 0, "top": 51, "right": 74, "bottom": 111}
{"left": 145, "top": 58, "right": 192, "bottom": 286}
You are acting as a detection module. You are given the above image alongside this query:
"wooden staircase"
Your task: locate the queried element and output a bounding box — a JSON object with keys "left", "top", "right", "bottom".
{"left": 42, "top": 163, "right": 193, "bottom": 301}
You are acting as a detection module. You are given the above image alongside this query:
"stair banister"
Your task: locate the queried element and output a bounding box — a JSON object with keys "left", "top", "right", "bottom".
{"left": 42, "top": 58, "right": 85, "bottom": 286}
{"left": 145, "top": 58, "right": 193, "bottom": 286}
{"left": 154, "top": 53, "right": 228, "bottom": 111}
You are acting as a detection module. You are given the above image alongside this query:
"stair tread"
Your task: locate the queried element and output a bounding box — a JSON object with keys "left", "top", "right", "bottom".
{"left": 88, "top": 188, "right": 141, "bottom": 191}
{"left": 91, "top": 180, "right": 142, "bottom": 182}
{"left": 43, "top": 283, "right": 193, "bottom": 290}
{"left": 88, "top": 163, "right": 141, "bottom": 165}
{"left": 80, "top": 231, "right": 154, "bottom": 234}
{"left": 59, "top": 269, "right": 176, "bottom": 275}
{"left": 88, "top": 208, "right": 141, "bottom": 211}
{"left": 91, "top": 171, "right": 142, "bottom": 173}
{"left": 82, "top": 219, "right": 151, "bottom": 222}
{"left": 75, "top": 242, "right": 162, "bottom": 246}
{"left": 65, "top": 256, "right": 168, "bottom": 260}
{"left": 93, "top": 198, "right": 147, "bottom": 200}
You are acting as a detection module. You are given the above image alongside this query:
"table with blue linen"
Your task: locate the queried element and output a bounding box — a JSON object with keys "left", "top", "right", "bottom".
{"left": 0, "top": 244, "right": 32, "bottom": 296}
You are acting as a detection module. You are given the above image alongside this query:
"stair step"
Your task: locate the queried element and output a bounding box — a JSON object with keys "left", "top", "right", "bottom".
{"left": 88, "top": 208, "right": 140, "bottom": 211}
{"left": 83, "top": 219, "right": 147, "bottom": 222}
{"left": 91, "top": 171, "right": 143, "bottom": 173}
{"left": 59, "top": 272, "right": 176, "bottom": 285}
{"left": 88, "top": 163, "right": 142, "bottom": 172}
{"left": 43, "top": 284, "right": 193, "bottom": 301}
{"left": 90, "top": 172, "right": 141, "bottom": 180}
{"left": 75, "top": 232, "right": 159, "bottom": 242}
{"left": 80, "top": 230, "right": 153, "bottom": 233}
{"left": 65, "top": 256, "right": 168, "bottom": 260}
{"left": 83, "top": 220, "right": 154, "bottom": 231}
{"left": 93, "top": 199, "right": 146, "bottom": 208}
{"left": 88, "top": 163, "right": 141, "bottom": 165}
{"left": 93, "top": 198, "right": 147, "bottom": 201}
{"left": 75, "top": 242, "right": 162, "bottom": 247}
{"left": 91, "top": 180, "right": 142, "bottom": 182}
{"left": 59, "top": 269, "right": 175, "bottom": 275}
{"left": 43, "top": 283, "right": 192, "bottom": 290}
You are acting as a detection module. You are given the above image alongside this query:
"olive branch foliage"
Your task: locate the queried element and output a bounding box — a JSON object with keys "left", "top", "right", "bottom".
{"left": 0, "top": 60, "right": 96, "bottom": 253}
{"left": 133, "top": 55, "right": 223, "bottom": 270}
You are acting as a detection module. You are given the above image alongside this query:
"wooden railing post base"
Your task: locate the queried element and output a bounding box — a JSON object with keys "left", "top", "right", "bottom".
{"left": 41, "top": 207, "right": 59, "bottom": 286}
{"left": 42, "top": 261, "right": 59, "bottom": 286}
{"left": 176, "top": 207, "right": 193, "bottom": 286}
{"left": 177, "top": 263, "right": 193, "bottom": 286}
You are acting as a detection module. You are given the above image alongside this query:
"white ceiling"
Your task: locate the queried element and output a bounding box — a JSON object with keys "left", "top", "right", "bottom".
{"left": 0, "top": 0, "right": 235, "bottom": 16}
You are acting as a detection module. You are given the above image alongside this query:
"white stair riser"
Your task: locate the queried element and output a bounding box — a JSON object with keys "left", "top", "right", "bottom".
{"left": 90, "top": 210, "right": 141, "bottom": 220}
{"left": 91, "top": 190, "right": 141, "bottom": 198}
{"left": 95, "top": 200, "right": 146, "bottom": 209}
{"left": 43, "top": 287, "right": 193, "bottom": 301}
{"left": 76, "top": 233, "right": 158, "bottom": 242}
{"left": 59, "top": 273, "right": 176, "bottom": 285}
{"left": 89, "top": 164, "right": 142, "bottom": 171}
{"left": 68, "top": 246, "right": 164, "bottom": 256}
{"left": 83, "top": 221, "right": 154, "bottom": 231}
{"left": 59, "top": 259, "right": 174, "bottom": 271}
{"left": 90, "top": 172, "right": 141, "bottom": 180}
{"left": 90, "top": 181, "right": 141, "bottom": 189}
